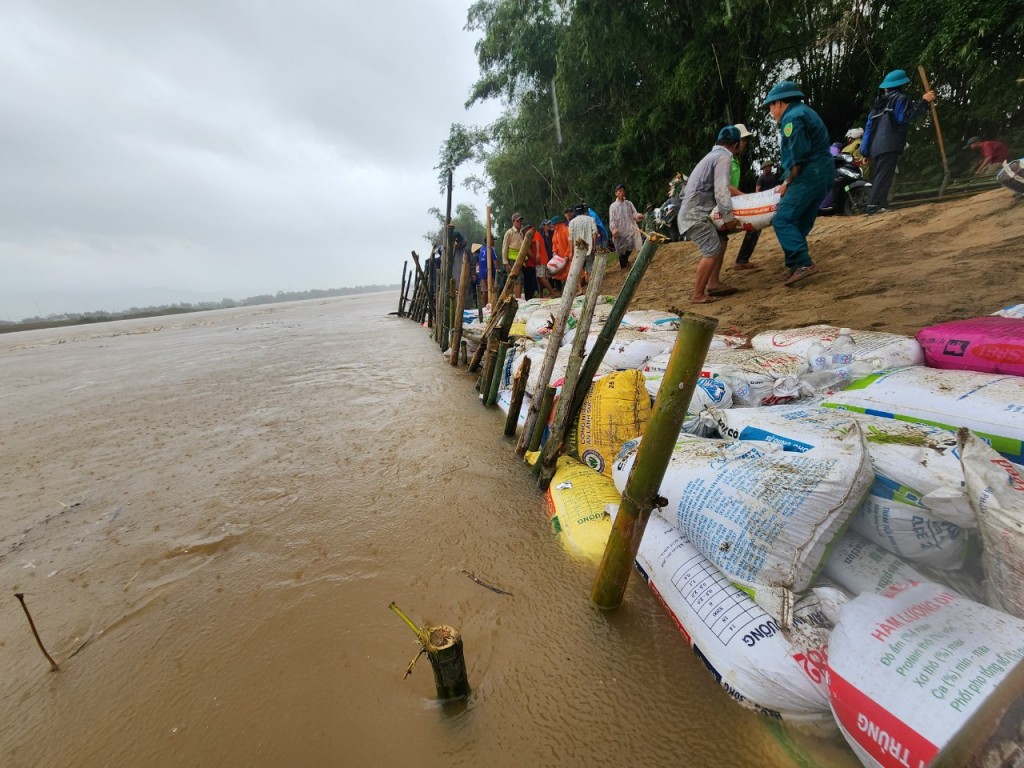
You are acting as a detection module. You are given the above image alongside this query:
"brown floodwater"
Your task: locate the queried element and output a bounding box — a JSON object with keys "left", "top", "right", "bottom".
{"left": 0, "top": 293, "right": 860, "bottom": 767}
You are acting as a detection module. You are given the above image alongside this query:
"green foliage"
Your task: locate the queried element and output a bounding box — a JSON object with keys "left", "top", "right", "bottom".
{"left": 443, "top": 0, "right": 1023, "bottom": 226}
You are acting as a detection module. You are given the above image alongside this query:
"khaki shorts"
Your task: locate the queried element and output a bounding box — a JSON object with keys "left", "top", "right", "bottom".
{"left": 683, "top": 220, "right": 727, "bottom": 258}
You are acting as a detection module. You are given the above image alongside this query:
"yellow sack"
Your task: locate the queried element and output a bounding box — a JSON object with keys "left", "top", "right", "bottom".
{"left": 572, "top": 369, "right": 651, "bottom": 476}
{"left": 547, "top": 456, "right": 617, "bottom": 562}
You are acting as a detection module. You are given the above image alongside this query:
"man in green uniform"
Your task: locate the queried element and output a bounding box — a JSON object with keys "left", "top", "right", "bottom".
{"left": 762, "top": 80, "right": 832, "bottom": 287}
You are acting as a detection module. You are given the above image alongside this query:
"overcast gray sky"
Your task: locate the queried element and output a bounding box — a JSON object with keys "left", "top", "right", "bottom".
{"left": 0, "top": 0, "right": 501, "bottom": 320}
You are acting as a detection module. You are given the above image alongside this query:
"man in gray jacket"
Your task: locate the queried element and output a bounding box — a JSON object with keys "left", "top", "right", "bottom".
{"left": 676, "top": 126, "right": 741, "bottom": 304}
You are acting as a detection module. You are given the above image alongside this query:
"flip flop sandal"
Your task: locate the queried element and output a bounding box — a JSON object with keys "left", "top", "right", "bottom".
{"left": 690, "top": 295, "right": 718, "bottom": 304}
{"left": 706, "top": 286, "right": 739, "bottom": 297}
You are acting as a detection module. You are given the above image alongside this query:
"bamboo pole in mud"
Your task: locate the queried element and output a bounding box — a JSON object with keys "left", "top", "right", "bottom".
{"left": 388, "top": 602, "right": 469, "bottom": 700}
{"left": 504, "top": 354, "right": 531, "bottom": 437}
{"left": 438, "top": 171, "right": 454, "bottom": 351}
{"left": 486, "top": 341, "right": 510, "bottom": 406}
{"left": 476, "top": 299, "right": 518, "bottom": 393}
{"left": 466, "top": 228, "right": 533, "bottom": 372}
{"left": 524, "top": 385, "right": 556, "bottom": 455}
{"left": 409, "top": 252, "right": 429, "bottom": 324}
{"left": 478, "top": 335, "right": 499, "bottom": 396}
{"left": 536, "top": 249, "right": 611, "bottom": 489}
{"left": 450, "top": 250, "right": 474, "bottom": 367}
{"left": 398, "top": 261, "right": 409, "bottom": 316}
{"left": 562, "top": 235, "right": 664, "bottom": 443}
{"left": 591, "top": 312, "right": 718, "bottom": 610}
{"left": 515, "top": 244, "right": 587, "bottom": 451}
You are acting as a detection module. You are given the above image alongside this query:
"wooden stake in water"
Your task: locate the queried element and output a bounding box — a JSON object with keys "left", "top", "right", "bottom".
{"left": 15, "top": 593, "right": 60, "bottom": 672}
{"left": 388, "top": 601, "right": 469, "bottom": 700}
{"left": 504, "top": 355, "right": 531, "bottom": 437}
{"left": 591, "top": 312, "right": 718, "bottom": 610}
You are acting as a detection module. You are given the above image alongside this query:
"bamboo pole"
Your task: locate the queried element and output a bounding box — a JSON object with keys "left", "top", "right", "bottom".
{"left": 485, "top": 206, "right": 494, "bottom": 307}
{"left": 467, "top": 227, "right": 534, "bottom": 372}
{"left": 591, "top": 312, "right": 719, "bottom": 610}
{"left": 398, "top": 261, "right": 408, "bottom": 316}
{"left": 438, "top": 171, "right": 454, "bottom": 350}
{"left": 917, "top": 66, "right": 949, "bottom": 197}
{"left": 526, "top": 385, "right": 556, "bottom": 454}
{"left": 388, "top": 602, "right": 470, "bottom": 700}
{"left": 478, "top": 334, "right": 499, "bottom": 395}
{"left": 504, "top": 354, "right": 531, "bottom": 437}
{"left": 515, "top": 245, "right": 588, "bottom": 453}
{"left": 564, "top": 235, "right": 664, "bottom": 437}
{"left": 450, "top": 248, "right": 473, "bottom": 367}
{"left": 486, "top": 341, "right": 510, "bottom": 406}
{"left": 536, "top": 249, "right": 611, "bottom": 489}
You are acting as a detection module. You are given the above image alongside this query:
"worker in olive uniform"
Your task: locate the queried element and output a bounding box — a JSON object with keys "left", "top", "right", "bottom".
{"left": 762, "top": 80, "right": 833, "bottom": 287}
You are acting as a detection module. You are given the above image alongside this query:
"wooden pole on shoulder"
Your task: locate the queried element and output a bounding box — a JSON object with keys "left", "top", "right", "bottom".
{"left": 590, "top": 312, "right": 718, "bottom": 610}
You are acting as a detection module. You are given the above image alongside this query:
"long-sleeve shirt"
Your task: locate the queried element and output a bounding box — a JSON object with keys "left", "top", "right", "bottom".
{"left": 864, "top": 90, "right": 929, "bottom": 157}
{"left": 501, "top": 226, "right": 524, "bottom": 266}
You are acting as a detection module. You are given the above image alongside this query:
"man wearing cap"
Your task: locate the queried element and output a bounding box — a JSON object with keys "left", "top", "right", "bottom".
{"left": 965, "top": 137, "right": 1011, "bottom": 177}
{"left": 676, "top": 126, "right": 742, "bottom": 304}
{"left": 501, "top": 213, "right": 526, "bottom": 298}
{"left": 608, "top": 183, "right": 643, "bottom": 270}
{"left": 861, "top": 69, "right": 935, "bottom": 213}
{"left": 762, "top": 80, "right": 832, "bottom": 286}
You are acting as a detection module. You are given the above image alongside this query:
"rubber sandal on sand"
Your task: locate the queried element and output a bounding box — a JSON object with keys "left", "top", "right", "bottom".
{"left": 784, "top": 265, "right": 818, "bottom": 287}
{"left": 706, "top": 285, "right": 739, "bottom": 297}
{"left": 691, "top": 295, "right": 718, "bottom": 304}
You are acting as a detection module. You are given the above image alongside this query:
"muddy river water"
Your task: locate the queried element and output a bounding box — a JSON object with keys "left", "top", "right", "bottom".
{"left": 0, "top": 293, "right": 860, "bottom": 767}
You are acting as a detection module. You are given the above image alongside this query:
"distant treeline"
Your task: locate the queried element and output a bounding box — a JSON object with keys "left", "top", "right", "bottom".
{"left": 0, "top": 284, "right": 399, "bottom": 333}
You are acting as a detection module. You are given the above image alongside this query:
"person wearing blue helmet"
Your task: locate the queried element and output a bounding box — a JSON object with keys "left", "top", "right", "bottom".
{"left": 762, "top": 80, "right": 832, "bottom": 287}
{"left": 861, "top": 69, "right": 935, "bottom": 214}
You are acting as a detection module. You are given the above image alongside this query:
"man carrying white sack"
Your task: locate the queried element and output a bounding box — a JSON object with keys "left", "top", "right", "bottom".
{"left": 676, "top": 125, "right": 742, "bottom": 305}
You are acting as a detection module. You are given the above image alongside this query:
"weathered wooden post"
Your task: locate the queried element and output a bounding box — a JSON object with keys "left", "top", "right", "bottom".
{"left": 389, "top": 602, "right": 469, "bottom": 700}
{"left": 486, "top": 341, "right": 510, "bottom": 406}
{"left": 515, "top": 246, "right": 587, "bottom": 452}
{"left": 478, "top": 334, "right": 500, "bottom": 394}
{"left": 438, "top": 171, "right": 454, "bottom": 351}
{"left": 450, "top": 250, "right": 474, "bottom": 367}
{"left": 536, "top": 249, "right": 611, "bottom": 488}
{"left": 504, "top": 355, "right": 531, "bottom": 437}
{"left": 543, "top": 235, "right": 665, "bottom": 479}
{"left": 485, "top": 206, "right": 495, "bottom": 306}
{"left": 591, "top": 312, "right": 718, "bottom": 610}
{"left": 398, "top": 261, "right": 409, "bottom": 316}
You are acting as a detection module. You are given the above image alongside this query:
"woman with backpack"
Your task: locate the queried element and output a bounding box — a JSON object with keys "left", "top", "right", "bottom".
{"left": 860, "top": 69, "right": 935, "bottom": 214}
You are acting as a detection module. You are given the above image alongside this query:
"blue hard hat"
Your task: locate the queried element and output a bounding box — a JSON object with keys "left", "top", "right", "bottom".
{"left": 761, "top": 80, "right": 804, "bottom": 106}
{"left": 879, "top": 69, "right": 911, "bottom": 89}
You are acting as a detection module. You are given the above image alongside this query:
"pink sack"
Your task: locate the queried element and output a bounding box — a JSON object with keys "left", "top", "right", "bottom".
{"left": 915, "top": 316, "right": 1024, "bottom": 376}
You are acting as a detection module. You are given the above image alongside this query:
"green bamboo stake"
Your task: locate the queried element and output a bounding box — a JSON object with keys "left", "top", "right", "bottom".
{"left": 504, "top": 355, "right": 531, "bottom": 437}
{"left": 486, "top": 341, "right": 509, "bottom": 406}
{"left": 525, "top": 385, "right": 557, "bottom": 455}
{"left": 591, "top": 312, "right": 719, "bottom": 610}
{"left": 388, "top": 601, "right": 470, "bottom": 700}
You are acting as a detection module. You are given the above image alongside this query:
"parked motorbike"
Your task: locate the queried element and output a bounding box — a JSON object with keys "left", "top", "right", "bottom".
{"left": 652, "top": 172, "right": 687, "bottom": 240}
{"left": 818, "top": 152, "right": 871, "bottom": 215}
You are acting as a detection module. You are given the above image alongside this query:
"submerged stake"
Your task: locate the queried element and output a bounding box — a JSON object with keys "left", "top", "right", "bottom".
{"left": 15, "top": 593, "right": 60, "bottom": 672}
{"left": 388, "top": 601, "right": 470, "bottom": 700}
